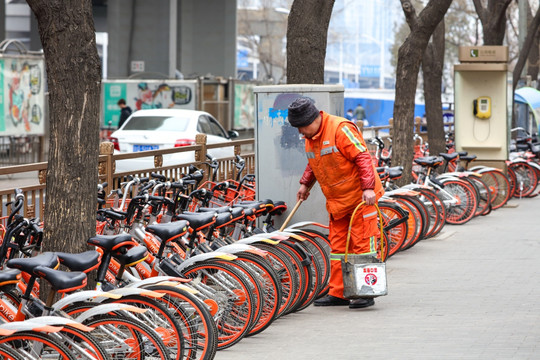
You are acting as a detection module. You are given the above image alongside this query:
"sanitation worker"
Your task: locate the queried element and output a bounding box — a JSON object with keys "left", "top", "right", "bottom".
{"left": 288, "top": 97, "right": 384, "bottom": 309}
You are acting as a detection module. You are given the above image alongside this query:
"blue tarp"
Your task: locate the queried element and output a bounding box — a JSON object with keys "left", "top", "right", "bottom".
{"left": 514, "top": 86, "right": 540, "bottom": 136}
{"left": 515, "top": 87, "right": 540, "bottom": 107}
{"left": 344, "top": 98, "right": 425, "bottom": 127}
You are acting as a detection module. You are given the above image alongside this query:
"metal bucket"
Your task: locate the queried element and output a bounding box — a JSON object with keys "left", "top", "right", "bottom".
{"left": 341, "top": 254, "right": 387, "bottom": 299}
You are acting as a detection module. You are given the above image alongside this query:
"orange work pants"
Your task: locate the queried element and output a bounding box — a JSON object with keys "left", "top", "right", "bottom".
{"left": 328, "top": 205, "right": 379, "bottom": 299}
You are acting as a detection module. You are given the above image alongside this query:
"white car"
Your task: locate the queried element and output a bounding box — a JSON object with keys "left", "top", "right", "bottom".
{"left": 109, "top": 109, "right": 238, "bottom": 171}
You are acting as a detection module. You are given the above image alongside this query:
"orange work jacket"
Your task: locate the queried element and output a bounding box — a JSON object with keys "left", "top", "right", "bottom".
{"left": 304, "top": 112, "right": 383, "bottom": 217}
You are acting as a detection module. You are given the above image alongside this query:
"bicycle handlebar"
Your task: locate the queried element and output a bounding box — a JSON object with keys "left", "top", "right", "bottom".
{"left": 7, "top": 189, "right": 25, "bottom": 225}
{"left": 151, "top": 172, "right": 166, "bottom": 181}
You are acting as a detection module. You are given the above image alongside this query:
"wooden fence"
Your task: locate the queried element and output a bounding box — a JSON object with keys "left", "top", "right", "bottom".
{"left": 0, "top": 135, "right": 255, "bottom": 226}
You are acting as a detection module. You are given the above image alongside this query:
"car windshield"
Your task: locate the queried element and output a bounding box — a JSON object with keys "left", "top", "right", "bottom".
{"left": 122, "top": 116, "right": 190, "bottom": 131}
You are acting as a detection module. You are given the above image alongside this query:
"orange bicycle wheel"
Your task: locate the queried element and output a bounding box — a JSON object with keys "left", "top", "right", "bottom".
{"left": 377, "top": 200, "right": 408, "bottom": 257}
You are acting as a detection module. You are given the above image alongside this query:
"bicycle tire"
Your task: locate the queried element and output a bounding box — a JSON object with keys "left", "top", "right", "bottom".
{"left": 0, "top": 343, "right": 24, "bottom": 360}
{"left": 527, "top": 163, "right": 540, "bottom": 197}
{"left": 457, "top": 176, "right": 482, "bottom": 217}
{"left": 505, "top": 165, "right": 518, "bottom": 199}
{"left": 83, "top": 313, "right": 171, "bottom": 360}
{"left": 391, "top": 195, "right": 428, "bottom": 249}
{"left": 181, "top": 260, "right": 257, "bottom": 350}
{"left": 399, "top": 194, "right": 430, "bottom": 241}
{"left": 143, "top": 284, "right": 218, "bottom": 360}
{"left": 103, "top": 294, "right": 185, "bottom": 360}
{"left": 54, "top": 325, "right": 110, "bottom": 360}
{"left": 477, "top": 168, "right": 510, "bottom": 209}
{"left": 411, "top": 188, "right": 442, "bottom": 238}
{"left": 416, "top": 187, "right": 447, "bottom": 237}
{"left": 0, "top": 330, "right": 77, "bottom": 360}
{"left": 280, "top": 238, "right": 320, "bottom": 313}
{"left": 377, "top": 200, "right": 408, "bottom": 257}
{"left": 249, "top": 242, "right": 300, "bottom": 317}
{"left": 438, "top": 178, "right": 477, "bottom": 225}
{"left": 389, "top": 196, "right": 423, "bottom": 251}
{"left": 288, "top": 233, "right": 329, "bottom": 309}
{"left": 508, "top": 162, "right": 538, "bottom": 198}
{"left": 288, "top": 228, "right": 331, "bottom": 299}
{"left": 229, "top": 252, "right": 282, "bottom": 337}
{"left": 275, "top": 240, "right": 314, "bottom": 314}
{"left": 212, "top": 258, "right": 265, "bottom": 333}
{"left": 467, "top": 176, "right": 492, "bottom": 216}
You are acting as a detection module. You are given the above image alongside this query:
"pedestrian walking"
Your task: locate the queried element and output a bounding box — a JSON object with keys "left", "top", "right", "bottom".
{"left": 287, "top": 97, "right": 384, "bottom": 309}
{"left": 117, "top": 98, "right": 132, "bottom": 128}
{"left": 353, "top": 103, "right": 366, "bottom": 123}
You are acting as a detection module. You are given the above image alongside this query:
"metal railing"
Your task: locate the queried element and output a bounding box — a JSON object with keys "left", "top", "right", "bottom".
{"left": 0, "top": 135, "right": 44, "bottom": 166}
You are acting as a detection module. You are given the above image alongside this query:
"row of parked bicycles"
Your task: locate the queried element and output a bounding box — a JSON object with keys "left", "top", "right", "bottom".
{"left": 0, "top": 154, "right": 334, "bottom": 360}
{"left": 369, "top": 128, "right": 540, "bottom": 258}
{"left": 0, "top": 128, "right": 538, "bottom": 359}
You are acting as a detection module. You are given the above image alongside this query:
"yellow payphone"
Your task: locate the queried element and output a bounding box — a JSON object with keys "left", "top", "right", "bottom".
{"left": 473, "top": 96, "right": 491, "bottom": 119}
{"left": 454, "top": 46, "right": 509, "bottom": 168}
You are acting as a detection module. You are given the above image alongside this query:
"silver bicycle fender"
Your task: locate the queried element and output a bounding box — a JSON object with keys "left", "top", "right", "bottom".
{"left": 124, "top": 275, "right": 189, "bottom": 288}
{"left": 236, "top": 237, "right": 280, "bottom": 246}
{"left": 127, "top": 279, "right": 199, "bottom": 294}
{"left": 74, "top": 303, "right": 147, "bottom": 323}
{"left": 106, "top": 287, "right": 165, "bottom": 298}
{"left": 0, "top": 320, "right": 63, "bottom": 335}
{"left": 470, "top": 166, "right": 497, "bottom": 172}
{"left": 268, "top": 230, "right": 306, "bottom": 241}
{"left": 18, "top": 316, "right": 93, "bottom": 332}
{"left": 528, "top": 161, "right": 540, "bottom": 171}
{"left": 218, "top": 243, "right": 258, "bottom": 254}
{"left": 175, "top": 251, "right": 237, "bottom": 272}
{"left": 52, "top": 290, "right": 123, "bottom": 312}
{"left": 284, "top": 221, "right": 322, "bottom": 229}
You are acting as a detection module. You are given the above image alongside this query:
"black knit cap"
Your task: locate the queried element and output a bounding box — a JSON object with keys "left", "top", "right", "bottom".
{"left": 287, "top": 97, "right": 320, "bottom": 127}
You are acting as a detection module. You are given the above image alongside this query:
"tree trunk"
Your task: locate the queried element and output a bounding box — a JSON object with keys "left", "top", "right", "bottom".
{"left": 472, "top": 0, "right": 512, "bottom": 45}
{"left": 26, "top": 0, "right": 102, "bottom": 254}
{"left": 513, "top": 5, "right": 540, "bottom": 92}
{"left": 527, "top": 30, "right": 539, "bottom": 84}
{"left": 422, "top": 20, "right": 447, "bottom": 160}
{"left": 286, "top": 0, "right": 335, "bottom": 84}
{"left": 393, "top": 0, "right": 452, "bottom": 185}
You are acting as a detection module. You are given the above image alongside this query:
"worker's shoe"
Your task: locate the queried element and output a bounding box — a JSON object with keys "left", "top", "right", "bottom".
{"left": 313, "top": 295, "right": 349, "bottom": 306}
{"left": 349, "top": 297, "right": 375, "bottom": 309}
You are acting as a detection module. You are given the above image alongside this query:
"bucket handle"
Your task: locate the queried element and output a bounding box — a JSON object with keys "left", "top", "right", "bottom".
{"left": 344, "top": 201, "right": 385, "bottom": 263}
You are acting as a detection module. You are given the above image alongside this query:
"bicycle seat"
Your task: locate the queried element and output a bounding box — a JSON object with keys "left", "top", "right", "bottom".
{"left": 7, "top": 252, "right": 59, "bottom": 275}
{"left": 0, "top": 269, "right": 21, "bottom": 286}
{"left": 269, "top": 201, "right": 287, "bottom": 216}
{"left": 230, "top": 207, "right": 246, "bottom": 220}
{"left": 377, "top": 168, "right": 389, "bottom": 180}
{"left": 146, "top": 220, "right": 190, "bottom": 243}
{"left": 413, "top": 156, "right": 443, "bottom": 168}
{"left": 34, "top": 266, "right": 87, "bottom": 293}
{"left": 56, "top": 250, "right": 101, "bottom": 273}
{"left": 113, "top": 245, "right": 148, "bottom": 267}
{"left": 175, "top": 212, "right": 216, "bottom": 232}
{"left": 236, "top": 201, "right": 268, "bottom": 215}
{"left": 457, "top": 151, "right": 468, "bottom": 157}
{"left": 529, "top": 142, "right": 540, "bottom": 154}
{"left": 214, "top": 212, "right": 235, "bottom": 229}
{"left": 87, "top": 234, "right": 138, "bottom": 252}
{"left": 439, "top": 153, "right": 459, "bottom": 161}
{"left": 198, "top": 206, "right": 231, "bottom": 214}
{"left": 388, "top": 166, "right": 403, "bottom": 179}
{"left": 460, "top": 154, "right": 477, "bottom": 162}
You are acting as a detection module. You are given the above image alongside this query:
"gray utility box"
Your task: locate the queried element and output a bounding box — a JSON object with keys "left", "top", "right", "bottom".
{"left": 253, "top": 84, "right": 344, "bottom": 229}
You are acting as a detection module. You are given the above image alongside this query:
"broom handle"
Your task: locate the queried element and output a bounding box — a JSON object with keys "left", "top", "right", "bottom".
{"left": 279, "top": 181, "right": 316, "bottom": 231}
